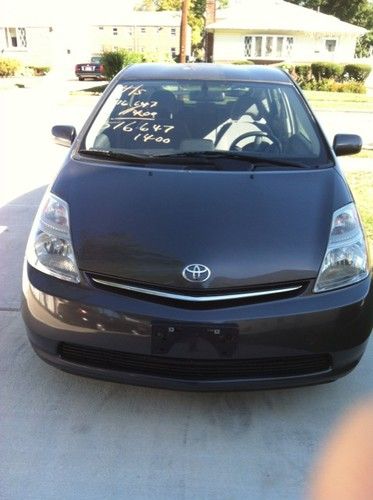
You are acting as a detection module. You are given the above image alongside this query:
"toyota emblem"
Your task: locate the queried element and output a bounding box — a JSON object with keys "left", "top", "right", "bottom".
{"left": 182, "top": 264, "right": 211, "bottom": 283}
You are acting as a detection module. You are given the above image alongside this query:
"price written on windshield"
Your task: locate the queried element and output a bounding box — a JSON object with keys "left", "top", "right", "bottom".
{"left": 104, "top": 85, "right": 178, "bottom": 144}
{"left": 112, "top": 120, "right": 175, "bottom": 144}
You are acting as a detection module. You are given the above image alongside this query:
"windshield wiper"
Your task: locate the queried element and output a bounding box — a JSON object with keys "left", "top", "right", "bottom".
{"left": 155, "top": 151, "right": 310, "bottom": 169}
{"left": 151, "top": 151, "right": 253, "bottom": 170}
{"left": 78, "top": 149, "right": 219, "bottom": 167}
{"left": 78, "top": 149, "right": 311, "bottom": 170}
{"left": 78, "top": 149, "right": 151, "bottom": 163}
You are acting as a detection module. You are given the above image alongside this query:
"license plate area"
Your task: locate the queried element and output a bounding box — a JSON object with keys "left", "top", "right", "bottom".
{"left": 151, "top": 322, "right": 238, "bottom": 357}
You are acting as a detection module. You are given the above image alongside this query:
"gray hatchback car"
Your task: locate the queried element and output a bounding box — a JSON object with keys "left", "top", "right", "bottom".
{"left": 22, "top": 64, "right": 373, "bottom": 390}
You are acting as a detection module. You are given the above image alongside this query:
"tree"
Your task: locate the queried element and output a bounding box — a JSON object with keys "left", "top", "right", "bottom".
{"left": 286, "top": 0, "right": 373, "bottom": 56}
{"left": 136, "top": 0, "right": 228, "bottom": 50}
{"left": 286, "top": 0, "right": 373, "bottom": 28}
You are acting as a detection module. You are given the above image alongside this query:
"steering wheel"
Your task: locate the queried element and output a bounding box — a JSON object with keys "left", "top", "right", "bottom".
{"left": 230, "top": 131, "right": 281, "bottom": 152}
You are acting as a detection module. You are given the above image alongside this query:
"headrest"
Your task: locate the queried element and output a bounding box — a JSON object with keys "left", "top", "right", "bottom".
{"left": 150, "top": 90, "right": 177, "bottom": 114}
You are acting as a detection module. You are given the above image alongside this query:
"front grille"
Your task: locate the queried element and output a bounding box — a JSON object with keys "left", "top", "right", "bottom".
{"left": 88, "top": 273, "right": 308, "bottom": 309}
{"left": 59, "top": 343, "right": 332, "bottom": 380}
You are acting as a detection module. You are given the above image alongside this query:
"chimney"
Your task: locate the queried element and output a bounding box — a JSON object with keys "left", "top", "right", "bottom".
{"left": 205, "top": 0, "right": 216, "bottom": 61}
{"left": 205, "top": 0, "right": 216, "bottom": 24}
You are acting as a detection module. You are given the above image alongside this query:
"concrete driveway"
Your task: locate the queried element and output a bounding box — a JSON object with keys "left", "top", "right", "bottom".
{"left": 0, "top": 80, "right": 372, "bottom": 500}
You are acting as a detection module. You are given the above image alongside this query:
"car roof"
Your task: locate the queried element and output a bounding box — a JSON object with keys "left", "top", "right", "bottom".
{"left": 118, "top": 63, "right": 292, "bottom": 83}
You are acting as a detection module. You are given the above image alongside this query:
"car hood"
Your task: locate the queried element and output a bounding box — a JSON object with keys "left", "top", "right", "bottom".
{"left": 53, "top": 160, "right": 351, "bottom": 291}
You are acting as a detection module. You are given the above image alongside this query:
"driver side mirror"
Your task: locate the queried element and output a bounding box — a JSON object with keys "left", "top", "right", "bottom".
{"left": 333, "top": 134, "right": 362, "bottom": 157}
{"left": 52, "top": 125, "right": 77, "bottom": 147}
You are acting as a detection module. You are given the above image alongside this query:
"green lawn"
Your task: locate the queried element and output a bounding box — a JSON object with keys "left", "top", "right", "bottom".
{"left": 304, "top": 90, "right": 373, "bottom": 112}
{"left": 345, "top": 170, "right": 373, "bottom": 249}
{"left": 354, "top": 149, "right": 373, "bottom": 159}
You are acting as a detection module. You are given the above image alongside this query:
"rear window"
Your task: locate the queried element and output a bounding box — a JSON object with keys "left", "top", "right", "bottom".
{"left": 83, "top": 79, "right": 331, "bottom": 166}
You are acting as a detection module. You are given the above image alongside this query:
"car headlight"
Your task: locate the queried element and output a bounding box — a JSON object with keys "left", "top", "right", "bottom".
{"left": 26, "top": 192, "right": 80, "bottom": 283}
{"left": 314, "top": 203, "right": 369, "bottom": 293}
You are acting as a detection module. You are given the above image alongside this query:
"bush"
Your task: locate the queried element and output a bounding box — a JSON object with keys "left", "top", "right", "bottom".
{"left": 100, "top": 50, "right": 146, "bottom": 80}
{"left": 27, "top": 65, "right": 51, "bottom": 76}
{"left": 311, "top": 62, "right": 344, "bottom": 82}
{"left": 302, "top": 79, "right": 366, "bottom": 93}
{"left": 293, "top": 64, "right": 312, "bottom": 85}
{"left": 301, "top": 80, "right": 318, "bottom": 90}
{"left": 343, "top": 63, "right": 371, "bottom": 82}
{"left": 339, "top": 81, "right": 366, "bottom": 93}
{"left": 0, "top": 58, "right": 22, "bottom": 77}
{"left": 276, "top": 62, "right": 293, "bottom": 72}
{"left": 232, "top": 60, "right": 255, "bottom": 65}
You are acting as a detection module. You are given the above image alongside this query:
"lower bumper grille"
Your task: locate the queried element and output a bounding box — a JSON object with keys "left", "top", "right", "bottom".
{"left": 59, "top": 343, "right": 332, "bottom": 380}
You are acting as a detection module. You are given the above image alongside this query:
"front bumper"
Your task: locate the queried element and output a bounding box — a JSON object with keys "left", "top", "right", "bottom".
{"left": 22, "top": 264, "right": 373, "bottom": 391}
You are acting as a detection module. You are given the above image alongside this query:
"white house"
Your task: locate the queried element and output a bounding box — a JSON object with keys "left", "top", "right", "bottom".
{"left": 0, "top": 9, "right": 191, "bottom": 72}
{"left": 207, "top": 0, "right": 367, "bottom": 63}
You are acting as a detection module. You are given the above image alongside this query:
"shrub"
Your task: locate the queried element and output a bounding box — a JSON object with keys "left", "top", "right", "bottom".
{"left": 232, "top": 60, "right": 255, "bottom": 65}
{"left": 27, "top": 65, "right": 51, "bottom": 76}
{"left": 343, "top": 63, "right": 371, "bottom": 82}
{"left": 0, "top": 58, "right": 22, "bottom": 77}
{"left": 339, "top": 81, "right": 366, "bottom": 93}
{"left": 302, "top": 79, "right": 365, "bottom": 93}
{"left": 301, "top": 80, "right": 318, "bottom": 90}
{"left": 311, "top": 62, "right": 344, "bottom": 82}
{"left": 143, "top": 52, "right": 173, "bottom": 63}
{"left": 276, "top": 62, "right": 293, "bottom": 73}
{"left": 100, "top": 50, "right": 145, "bottom": 80}
{"left": 293, "top": 64, "right": 312, "bottom": 84}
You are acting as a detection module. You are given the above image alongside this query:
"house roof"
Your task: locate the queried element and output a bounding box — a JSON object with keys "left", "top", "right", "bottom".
{"left": 207, "top": 0, "right": 367, "bottom": 35}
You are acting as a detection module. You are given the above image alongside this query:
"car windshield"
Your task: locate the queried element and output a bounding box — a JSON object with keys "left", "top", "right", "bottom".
{"left": 83, "top": 79, "right": 332, "bottom": 166}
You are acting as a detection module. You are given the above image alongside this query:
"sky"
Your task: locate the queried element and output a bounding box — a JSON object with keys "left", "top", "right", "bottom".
{"left": 4, "top": 0, "right": 140, "bottom": 25}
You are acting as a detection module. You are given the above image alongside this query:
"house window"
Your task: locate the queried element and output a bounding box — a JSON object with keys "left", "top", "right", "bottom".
{"left": 171, "top": 47, "right": 177, "bottom": 58}
{"left": 5, "top": 27, "right": 27, "bottom": 48}
{"left": 265, "top": 36, "right": 273, "bottom": 57}
{"left": 276, "top": 37, "right": 284, "bottom": 58}
{"left": 141, "top": 27, "right": 146, "bottom": 33}
{"left": 285, "top": 36, "right": 294, "bottom": 57}
{"left": 245, "top": 34, "right": 293, "bottom": 59}
{"left": 171, "top": 28, "right": 176, "bottom": 35}
{"left": 244, "top": 36, "right": 252, "bottom": 58}
{"left": 254, "top": 36, "right": 262, "bottom": 57}
{"left": 113, "top": 27, "right": 118, "bottom": 35}
{"left": 99, "top": 26, "right": 104, "bottom": 30}
{"left": 325, "top": 39, "right": 337, "bottom": 52}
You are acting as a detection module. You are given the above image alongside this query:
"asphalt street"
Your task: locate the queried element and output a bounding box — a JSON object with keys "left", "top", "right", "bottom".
{"left": 0, "top": 79, "right": 372, "bottom": 500}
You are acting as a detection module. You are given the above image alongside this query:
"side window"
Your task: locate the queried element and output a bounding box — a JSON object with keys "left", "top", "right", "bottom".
{"left": 283, "top": 88, "right": 322, "bottom": 156}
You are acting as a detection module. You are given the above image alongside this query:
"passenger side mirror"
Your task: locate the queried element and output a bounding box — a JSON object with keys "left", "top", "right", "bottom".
{"left": 333, "top": 134, "right": 362, "bottom": 157}
{"left": 52, "top": 125, "right": 77, "bottom": 147}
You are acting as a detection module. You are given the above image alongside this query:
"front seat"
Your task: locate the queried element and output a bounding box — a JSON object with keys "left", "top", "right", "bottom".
{"left": 213, "top": 91, "right": 272, "bottom": 151}
{"left": 148, "top": 89, "right": 190, "bottom": 148}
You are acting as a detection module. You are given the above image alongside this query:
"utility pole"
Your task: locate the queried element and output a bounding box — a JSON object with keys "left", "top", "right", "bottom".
{"left": 179, "top": 0, "right": 190, "bottom": 63}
